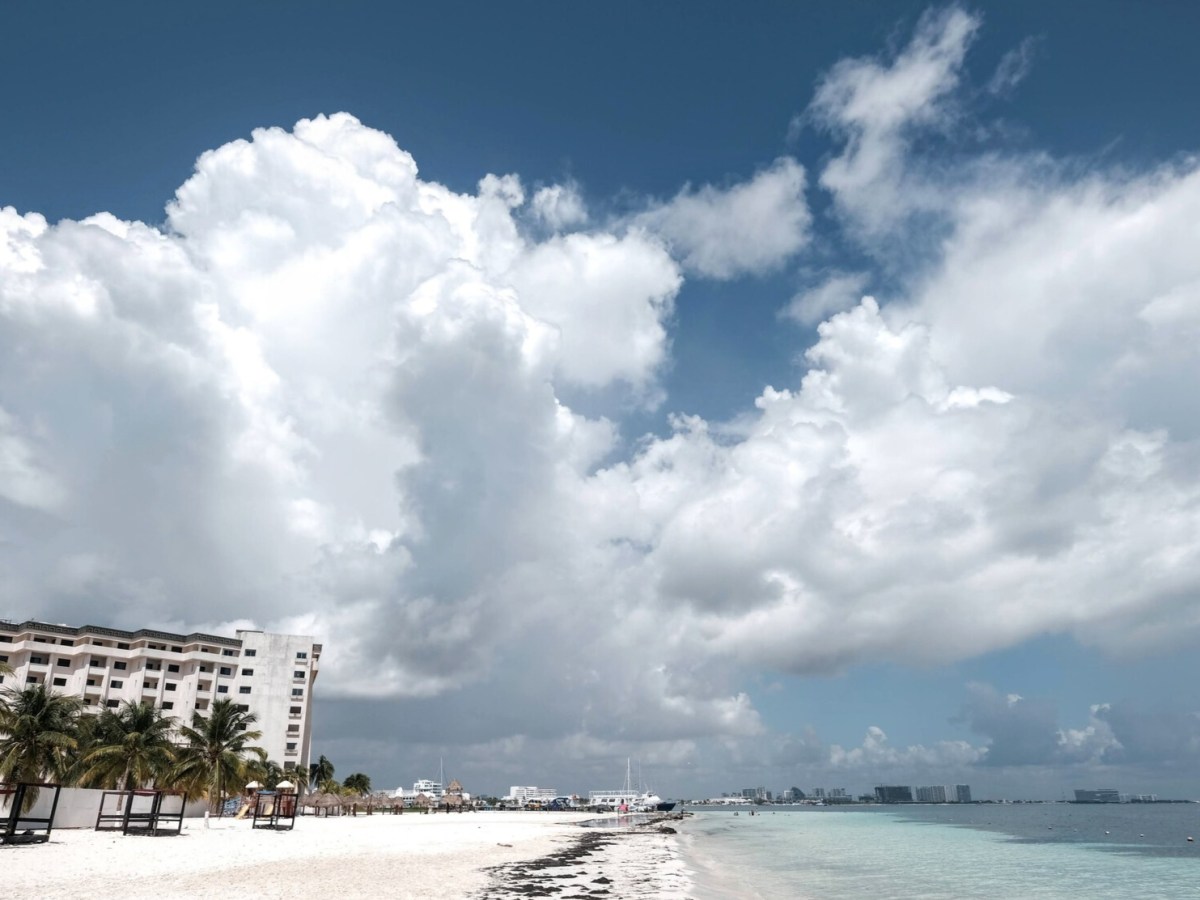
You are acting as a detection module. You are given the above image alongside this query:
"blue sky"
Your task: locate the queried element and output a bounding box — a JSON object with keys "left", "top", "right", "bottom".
{"left": 4, "top": 2, "right": 1200, "bottom": 799}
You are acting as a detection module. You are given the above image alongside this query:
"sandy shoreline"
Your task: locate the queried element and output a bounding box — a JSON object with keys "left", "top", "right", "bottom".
{"left": 1, "top": 810, "right": 693, "bottom": 899}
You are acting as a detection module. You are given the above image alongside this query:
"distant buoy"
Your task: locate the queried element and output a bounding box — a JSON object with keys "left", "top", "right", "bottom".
{"left": 1105, "top": 831, "right": 1110, "bottom": 835}
{"left": 1188, "top": 836, "right": 1194, "bottom": 842}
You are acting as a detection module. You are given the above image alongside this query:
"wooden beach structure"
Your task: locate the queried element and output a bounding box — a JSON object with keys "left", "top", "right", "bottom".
{"left": 1, "top": 781, "right": 63, "bottom": 845}
{"left": 94, "top": 788, "right": 186, "bottom": 836}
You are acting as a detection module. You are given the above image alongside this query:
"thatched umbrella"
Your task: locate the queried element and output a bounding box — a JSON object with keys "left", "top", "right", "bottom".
{"left": 314, "top": 792, "right": 345, "bottom": 817}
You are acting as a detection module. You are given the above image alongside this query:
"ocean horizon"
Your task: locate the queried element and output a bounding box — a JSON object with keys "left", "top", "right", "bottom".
{"left": 677, "top": 804, "right": 1200, "bottom": 899}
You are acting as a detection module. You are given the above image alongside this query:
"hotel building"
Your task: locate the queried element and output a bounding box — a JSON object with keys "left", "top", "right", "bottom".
{"left": 0, "top": 619, "right": 321, "bottom": 772}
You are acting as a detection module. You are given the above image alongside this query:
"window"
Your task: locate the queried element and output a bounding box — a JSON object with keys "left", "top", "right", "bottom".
{"left": 217, "top": 685, "right": 228, "bottom": 694}
{"left": 296, "top": 652, "right": 308, "bottom": 659}
{"left": 114, "top": 661, "right": 127, "bottom": 670}
{"left": 0, "top": 635, "right": 10, "bottom": 642}
{"left": 60, "top": 639, "right": 74, "bottom": 647}
{"left": 0, "top": 654, "right": 6, "bottom": 662}
{"left": 222, "top": 649, "right": 236, "bottom": 657}
{"left": 219, "top": 667, "right": 232, "bottom": 676}
{"left": 34, "top": 636, "right": 48, "bottom": 643}
{"left": 166, "top": 683, "right": 177, "bottom": 691}
{"left": 291, "top": 688, "right": 303, "bottom": 697}
{"left": 90, "top": 658, "right": 105, "bottom": 667}
{"left": 145, "top": 661, "right": 162, "bottom": 671}
{"left": 162, "top": 701, "right": 174, "bottom": 710}
{"left": 293, "top": 671, "right": 305, "bottom": 679}
{"left": 30, "top": 655, "right": 46, "bottom": 665}
{"left": 106, "top": 699, "right": 119, "bottom": 708}
{"left": 289, "top": 706, "right": 301, "bottom": 715}
{"left": 287, "top": 724, "right": 299, "bottom": 733}
{"left": 241, "top": 668, "right": 254, "bottom": 676}
{"left": 53, "top": 677, "right": 67, "bottom": 687}
{"left": 86, "top": 678, "right": 97, "bottom": 687}
{"left": 144, "top": 680, "right": 158, "bottom": 690}
{"left": 171, "top": 645, "right": 182, "bottom": 653}
{"left": 199, "top": 665, "right": 210, "bottom": 673}
{"left": 110, "top": 680, "right": 123, "bottom": 688}
{"left": 57, "top": 658, "right": 70, "bottom": 667}
{"left": 203, "top": 646, "right": 217, "bottom": 654}
{"left": 117, "top": 642, "right": 130, "bottom": 650}
{"left": 26, "top": 676, "right": 39, "bottom": 684}
{"left": 167, "top": 664, "right": 180, "bottom": 673}
{"left": 286, "top": 742, "right": 297, "bottom": 752}
{"left": 238, "top": 686, "right": 251, "bottom": 694}
{"left": 244, "top": 649, "right": 257, "bottom": 657}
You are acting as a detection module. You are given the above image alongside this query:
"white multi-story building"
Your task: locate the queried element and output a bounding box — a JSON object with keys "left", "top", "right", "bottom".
{"left": 506, "top": 786, "right": 557, "bottom": 805}
{"left": 915, "top": 785, "right": 949, "bottom": 803}
{"left": 0, "top": 619, "right": 321, "bottom": 773}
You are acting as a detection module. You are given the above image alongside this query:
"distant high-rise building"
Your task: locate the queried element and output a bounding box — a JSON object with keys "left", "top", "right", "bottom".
{"left": 955, "top": 784, "right": 972, "bottom": 803}
{"left": 875, "top": 785, "right": 913, "bottom": 803}
{"left": 915, "top": 785, "right": 948, "bottom": 803}
{"left": 741, "top": 788, "right": 758, "bottom": 800}
{"left": 813, "top": 787, "right": 826, "bottom": 799}
{"left": 828, "top": 788, "right": 847, "bottom": 798}
{"left": 1074, "top": 789, "right": 1120, "bottom": 803}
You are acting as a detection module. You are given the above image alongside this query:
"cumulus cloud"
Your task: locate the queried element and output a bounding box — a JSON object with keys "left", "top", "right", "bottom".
{"left": 530, "top": 182, "right": 588, "bottom": 231}
{"left": 7, "top": 7, "right": 1200, "bottom": 792}
{"left": 632, "top": 157, "right": 811, "bottom": 279}
{"left": 782, "top": 271, "right": 871, "bottom": 326}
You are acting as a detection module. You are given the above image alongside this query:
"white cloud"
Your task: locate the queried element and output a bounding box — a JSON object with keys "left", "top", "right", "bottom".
{"left": 987, "top": 37, "right": 1038, "bottom": 97}
{"left": 806, "top": 5, "right": 980, "bottom": 237}
{"left": 782, "top": 271, "right": 870, "bottom": 326}
{"left": 530, "top": 182, "right": 588, "bottom": 231}
{"left": 7, "top": 7, "right": 1200, "bottom": 786}
{"left": 632, "top": 157, "right": 811, "bottom": 279}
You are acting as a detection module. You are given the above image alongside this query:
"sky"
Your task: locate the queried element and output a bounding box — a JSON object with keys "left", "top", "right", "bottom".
{"left": 3, "top": 1, "right": 1200, "bottom": 800}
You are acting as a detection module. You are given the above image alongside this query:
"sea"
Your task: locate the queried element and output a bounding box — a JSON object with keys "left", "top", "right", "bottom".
{"left": 677, "top": 804, "right": 1200, "bottom": 899}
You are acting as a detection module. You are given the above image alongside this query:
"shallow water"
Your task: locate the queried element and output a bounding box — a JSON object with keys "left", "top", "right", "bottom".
{"left": 679, "top": 805, "right": 1200, "bottom": 899}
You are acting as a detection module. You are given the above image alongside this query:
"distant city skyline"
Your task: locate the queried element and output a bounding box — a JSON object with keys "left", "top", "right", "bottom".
{"left": 4, "top": 2, "right": 1200, "bottom": 799}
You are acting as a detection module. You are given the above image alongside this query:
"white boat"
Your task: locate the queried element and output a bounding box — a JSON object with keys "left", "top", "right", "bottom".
{"left": 588, "top": 759, "right": 676, "bottom": 812}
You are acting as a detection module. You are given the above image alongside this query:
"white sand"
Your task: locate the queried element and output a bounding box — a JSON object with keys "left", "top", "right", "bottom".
{"left": 1, "top": 811, "right": 695, "bottom": 899}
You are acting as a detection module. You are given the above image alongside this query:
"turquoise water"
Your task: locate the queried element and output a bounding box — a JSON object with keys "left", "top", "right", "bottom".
{"left": 679, "top": 806, "right": 1200, "bottom": 899}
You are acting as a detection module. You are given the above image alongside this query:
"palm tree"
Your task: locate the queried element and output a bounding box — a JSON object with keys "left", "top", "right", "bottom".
{"left": 75, "top": 701, "right": 177, "bottom": 791}
{"left": 310, "top": 754, "right": 334, "bottom": 787}
{"left": 168, "top": 699, "right": 264, "bottom": 813}
{"left": 245, "top": 757, "right": 285, "bottom": 790}
{"left": 284, "top": 761, "right": 310, "bottom": 795}
{"left": 343, "top": 772, "right": 372, "bottom": 795}
{"left": 0, "top": 683, "right": 82, "bottom": 810}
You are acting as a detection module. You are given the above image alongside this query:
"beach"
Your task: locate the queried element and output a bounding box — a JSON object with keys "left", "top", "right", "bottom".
{"left": 0, "top": 810, "right": 693, "bottom": 899}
